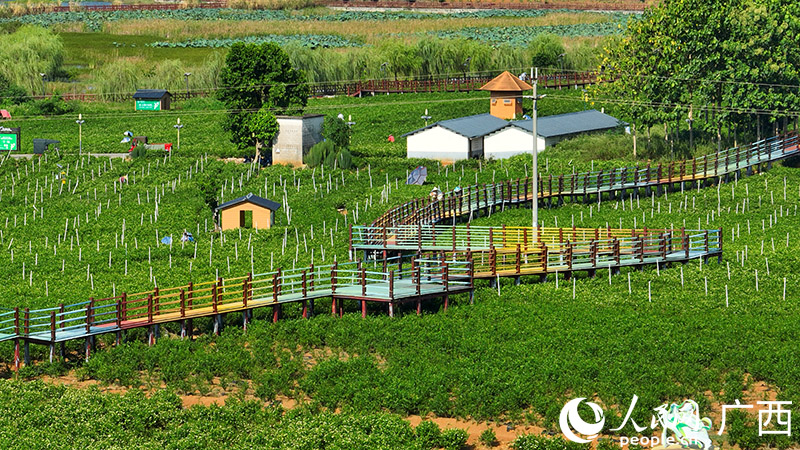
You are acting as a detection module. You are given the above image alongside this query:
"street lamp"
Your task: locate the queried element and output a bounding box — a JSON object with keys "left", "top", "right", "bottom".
{"left": 345, "top": 114, "right": 355, "bottom": 148}
{"left": 380, "top": 62, "right": 389, "bottom": 79}
{"left": 462, "top": 57, "right": 471, "bottom": 81}
{"left": 421, "top": 109, "right": 431, "bottom": 127}
{"left": 524, "top": 67, "right": 546, "bottom": 229}
{"left": 183, "top": 72, "right": 191, "bottom": 98}
{"left": 39, "top": 73, "right": 46, "bottom": 97}
{"left": 173, "top": 118, "right": 183, "bottom": 153}
{"left": 76, "top": 113, "right": 85, "bottom": 156}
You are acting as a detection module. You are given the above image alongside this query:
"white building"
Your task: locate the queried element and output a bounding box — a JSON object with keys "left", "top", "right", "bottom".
{"left": 406, "top": 109, "right": 625, "bottom": 162}
{"left": 403, "top": 113, "right": 509, "bottom": 164}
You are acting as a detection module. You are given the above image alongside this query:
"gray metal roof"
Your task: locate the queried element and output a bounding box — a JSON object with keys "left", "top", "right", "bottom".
{"left": 133, "top": 89, "right": 170, "bottom": 99}
{"left": 510, "top": 109, "right": 624, "bottom": 138}
{"left": 402, "top": 113, "right": 510, "bottom": 139}
{"left": 215, "top": 192, "right": 281, "bottom": 212}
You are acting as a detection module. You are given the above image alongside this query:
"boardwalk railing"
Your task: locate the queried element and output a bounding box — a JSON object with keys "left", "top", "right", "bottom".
{"left": 351, "top": 225, "right": 720, "bottom": 252}
{"left": 352, "top": 225, "right": 722, "bottom": 276}
{"left": 375, "top": 132, "right": 800, "bottom": 228}
{"left": 1, "top": 253, "right": 473, "bottom": 359}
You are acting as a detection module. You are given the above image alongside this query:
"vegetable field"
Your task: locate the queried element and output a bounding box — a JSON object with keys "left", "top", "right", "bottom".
{"left": 1, "top": 106, "right": 799, "bottom": 447}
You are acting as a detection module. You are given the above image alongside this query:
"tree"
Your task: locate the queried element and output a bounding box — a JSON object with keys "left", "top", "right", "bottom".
{"left": 218, "top": 42, "right": 308, "bottom": 151}
{"left": 596, "top": 0, "right": 800, "bottom": 152}
{"left": 324, "top": 115, "right": 351, "bottom": 151}
{"left": 527, "top": 34, "right": 566, "bottom": 70}
{"left": 247, "top": 107, "right": 279, "bottom": 161}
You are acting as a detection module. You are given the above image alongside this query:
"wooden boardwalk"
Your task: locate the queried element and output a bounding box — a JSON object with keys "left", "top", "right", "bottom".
{"left": 352, "top": 225, "right": 722, "bottom": 280}
{"left": 374, "top": 133, "right": 799, "bottom": 228}
{"left": 2, "top": 254, "right": 472, "bottom": 367}
{"left": 7, "top": 132, "right": 794, "bottom": 367}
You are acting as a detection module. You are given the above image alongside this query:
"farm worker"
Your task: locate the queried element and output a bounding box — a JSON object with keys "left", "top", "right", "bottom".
{"left": 388, "top": 135, "right": 395, "bottom": 143}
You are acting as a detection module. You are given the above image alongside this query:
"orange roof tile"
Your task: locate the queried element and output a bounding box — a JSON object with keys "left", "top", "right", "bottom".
{"left": 480, "top": 71, "right": 533, "bottom": 92}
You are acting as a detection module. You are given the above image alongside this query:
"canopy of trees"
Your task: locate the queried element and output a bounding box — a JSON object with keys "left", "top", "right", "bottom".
{"left": 597, "top": 0, "right": 800, "bottom": 147}
{"left": 218, "top": 42, "right": 308, "bottom": 151}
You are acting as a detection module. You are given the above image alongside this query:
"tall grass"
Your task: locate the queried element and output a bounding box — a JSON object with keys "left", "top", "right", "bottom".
{"left": 92, "top": 53, "right": 224, "bottom": 100}
{"left": 285, "top": 35, "right": 599, "bottom": 84}
{"left": 0, "top": 25, "right": 64, "bottom": 94}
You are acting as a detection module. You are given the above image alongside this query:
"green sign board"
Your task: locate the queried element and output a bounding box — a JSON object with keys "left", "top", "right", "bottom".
{"left": 136, "top": 100, "right": 161, "bottom": 111}
{"left": 0, "top": 130, "right": 19, "bottom": 151}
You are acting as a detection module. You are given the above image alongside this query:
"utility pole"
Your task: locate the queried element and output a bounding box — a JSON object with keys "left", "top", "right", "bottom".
{"left": 530, "top": 67, "right": 545, "bottom": 229}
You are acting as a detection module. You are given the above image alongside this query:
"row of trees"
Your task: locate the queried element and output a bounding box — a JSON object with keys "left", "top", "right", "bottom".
{"left": 598, "top": 0, "right": 800, "bottom": 150}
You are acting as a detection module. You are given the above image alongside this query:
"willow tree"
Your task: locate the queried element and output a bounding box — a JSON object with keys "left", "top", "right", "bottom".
{"left": 0, "top": 25, "right": 63, "bottom": 95}
{"left": 597, "top": 0, "right": 800, "bottom": 152}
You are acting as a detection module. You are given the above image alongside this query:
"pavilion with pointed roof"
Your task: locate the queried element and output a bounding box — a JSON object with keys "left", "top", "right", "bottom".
{"left": 480, "top": 71, "right": 533, "bottom": 120}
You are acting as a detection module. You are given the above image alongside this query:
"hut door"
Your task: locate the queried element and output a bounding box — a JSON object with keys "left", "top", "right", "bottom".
{"left": 240, "top": 210, "right": 253, "bottom": 228}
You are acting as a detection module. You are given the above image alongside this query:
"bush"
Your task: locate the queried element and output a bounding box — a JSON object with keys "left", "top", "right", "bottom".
{"left": 440, "top": 428, "right": 469, "bottom": 450}
{"left": 324, "top": 115, "right": 351, "bottom": 151}
{"left": 130, "top": 143, "right": 146, "bottom": 159}
{"left": 726, "top": 409, "right": 759, "bottom": 450}
{"left": 33, "top": 94, "right": 76, "bottom": 116}
{"left": 415, "top": 420, "right": 442, "bottom": 448}
{"left": 511, "top": 434, "right": 548, "bottom": 450}
{"left": 305, "top": 139, "right": 333, "bottom": 168}
{"left": 479, "top": 428, "right": 497, "bottom": 447}
{"left": 337, "top": 148, "right": 353, "bottom": 169}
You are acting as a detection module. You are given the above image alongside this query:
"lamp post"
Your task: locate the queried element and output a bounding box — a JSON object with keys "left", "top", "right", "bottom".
{"left": 380, "top": 62, "right": 388, "bottom": 79}
{"left": 39, "top": 73, "right": 46, "bottom": 97}
{"left": 525, "top": 67, "right": 546, "bottom": 229}
{"left": 462, "top": 57, "right": 471, "bottom": 81}
{"left": 183, "top": 72, "right": 191, "bottom": 98}
{"left": 686, "top": 106, "right": 694, "bottom": 151}
{"left": 76, "top": 113, "right": 85, "bottom": 156}
{"left": 173, "top": 118, "right": 183, "bottom": 153}
{"left": 421, "top": 109, "right": 431, "bottom": 127}
{"left": 346, "top": 114, "right": 355, "bottom": 148}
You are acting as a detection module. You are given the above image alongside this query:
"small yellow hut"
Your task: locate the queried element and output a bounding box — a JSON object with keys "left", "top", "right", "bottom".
{"left": 215, "top": 193, "right": 280, "bottom": 231}
{"left": 480, "top": 71, "right": 533, "bottom": 120}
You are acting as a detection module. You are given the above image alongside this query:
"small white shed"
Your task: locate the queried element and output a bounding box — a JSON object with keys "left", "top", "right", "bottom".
{"left": 272, "top": 114, "right": 324, "bottom": 166}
